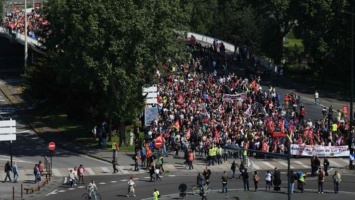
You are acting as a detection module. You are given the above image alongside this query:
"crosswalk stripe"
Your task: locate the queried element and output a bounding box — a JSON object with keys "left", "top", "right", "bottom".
{"left": 86, "top": 167, "right": 95, "bottom": 175}
{"left": 329, "top": 160, "right": 344, "bottom": 168}
{"left": 52, "top": 168, "right": 61, "bottom": 177}
{"left": 294, "top": 161, "right": 310, "bottom": 168}
{"left": 117, "top": 166, "right": 129, "bottom": 174}
{"left": 337, "top": 158, "right": 349, "bottom": 165}
{"left": 101, "top": 167, "right": 111, "bottom": 173}
{"left": 277, "top": 160, "right": 294, "bottom": 169}
{"left": 251, "top": 161, "right": 261, "bottom": 170}
{"left": 262, "top": 161, "right": 276, "bottom": 169}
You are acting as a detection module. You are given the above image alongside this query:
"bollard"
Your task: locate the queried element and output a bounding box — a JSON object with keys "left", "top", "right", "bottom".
{"left": 21, "top": 184, "right": 23, "bottom": 197}
{"left": 13, "top": 186, "right": 15, "bottom": 200}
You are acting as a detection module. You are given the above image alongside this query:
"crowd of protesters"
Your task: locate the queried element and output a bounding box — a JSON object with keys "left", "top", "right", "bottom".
{"left": 1, "top": 7, "right": 48, "bottom": 43}
{"left": 137, "top": 46, "right": 353, "bottom": 168}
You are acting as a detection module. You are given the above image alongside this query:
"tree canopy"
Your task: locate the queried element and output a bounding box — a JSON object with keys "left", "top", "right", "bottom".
{"left": 25, "top": 0, "right": 191, "bottom": 143}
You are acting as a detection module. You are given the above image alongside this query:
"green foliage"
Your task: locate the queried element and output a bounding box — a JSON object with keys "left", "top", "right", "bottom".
{"left": 30, "top": 0, "right": 190, "bottom": 124}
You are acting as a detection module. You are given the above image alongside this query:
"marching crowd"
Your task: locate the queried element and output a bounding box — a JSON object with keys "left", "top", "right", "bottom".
{"left": 1, "top": 8, "right": 48, "bottom": 42}
{"left": 139, "top": 50, "right": 352, "bottom": 169}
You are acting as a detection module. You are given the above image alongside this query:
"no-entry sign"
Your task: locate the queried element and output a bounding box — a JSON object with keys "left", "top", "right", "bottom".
{"left": 48, "top": 141, "right": 56, "bottom": 151}
{"left": 155, "top": 137, "right": 162, "bottom": 148}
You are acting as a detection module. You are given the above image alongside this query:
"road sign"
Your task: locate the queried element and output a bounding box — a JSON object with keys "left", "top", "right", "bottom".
{"left": 155, "top": 137, "right": 162, "bottom": 148}
{"left": 48, "top": 141, "right": 56, "bottom": 151}
{"left": 0, "top": 119, "right": 16, "bottom": 141}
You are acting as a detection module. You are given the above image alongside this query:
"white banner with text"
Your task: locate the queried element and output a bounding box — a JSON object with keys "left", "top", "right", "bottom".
{"left": 290, "top": 144, "right": 349, "bottom": 157}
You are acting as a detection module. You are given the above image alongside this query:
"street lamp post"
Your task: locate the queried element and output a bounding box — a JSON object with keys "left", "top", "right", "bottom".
{"left": 342, "top": 7, "right": 354, "bottom": 168}
{"left": 24, "top": 0, "right": 28, "bottom": 68}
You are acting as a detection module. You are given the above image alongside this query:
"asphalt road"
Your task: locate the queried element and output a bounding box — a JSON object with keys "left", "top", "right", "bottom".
{"left": 32, "top": 170, "right": 355, "bottom": 200}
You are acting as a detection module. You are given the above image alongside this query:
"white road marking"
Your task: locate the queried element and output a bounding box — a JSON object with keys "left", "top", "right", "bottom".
{"left": 110, "top": 181, "right": 118, "bottom": 183}
{"left": 329, "top": 160, "right": 344, "bottom": 168}
{"left": 57, "top": 190, "right": 66, "bottom": 192}
{"left": 85, "top": 167, "right": 95, "bottom": 175}
{"left": 262, "top": 161, "right": 276, "bottom": 169}
{"left": 45, "top": 189, "right": 58, "bottom": 196}
{"left": 121, "top": 179, "right": 128, "bottom": 182}
{"left": 98, "top": 182, "right": 106, "bottom": 185}
{"left": 117, "top": 166, "right": 129, "bottom": 174}
{"left": 294, "top": 161, "right": 310, "bottom": 168}
{"left": 168, "top": 175, "right": 176, "bottom": 177}
{"left": 101, "top": 167, "right": 111, "bottom": 173}
{"left": 52, "top": 168, "right": 61, "bottom": 177}
{"left": 277, "top": 160, "right": 294, "bottom": 169}
{"left": 68, "top": 188, "right": 75, "bottom": 190}
{"left": 251, "top": 161, "right": 261, "bottom": 170}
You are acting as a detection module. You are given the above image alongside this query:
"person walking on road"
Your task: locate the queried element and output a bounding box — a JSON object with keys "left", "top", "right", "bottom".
{"left": 126, "top": 176, "right": 136, "bottom": 197}
{"left": 253, "top": 171, "right": 260, "bottom": 191}
{"left": 333, "top": 170, "right": 341, "bottom": 194}
{"left": 33, "top": 164, "right": 39, "bottom": 184}
{"left": 201, "top": 184, "right": 209, "bottom": 200}
{"left": 239, "top": 168, "right": 249, "bottom": 191}
{"left": 3, "top": 161, "right": 12, "bottom": 182}
{"left": 230, "top": 161, "right": 236, "bottom": 179}
{"left": 12, "top": 162, "right": 18, "bottom": 183}
{"left": 188, "top": 150, "right": 194, "bottom": 170}
{"left": 112, "top": 158, "right": 118, "bottom": 173}
{"left": 323, "top": 158, "right": 330, "bottom": 176}
{"left": 265, "top": 170, "right": 272, "bottom": 191}
{"left": 318, "top": 168, "right": 325, "bottom": 193}
{"left": 155, "top": 164, "right": 162, "bottom": 182}
{"left": 297, "top": 170, "right": 306, "bottom": 193}
{"left": 152, "top": 188, "right": 160, "bottom": 200}
{"left": 221, "top": 171, "right": 228, "bottom": 193}
{"left": 288, "top": 170, "right": 296, "bottom": 194}
{"left": 149, "top": 164, "right": 156, "bottom": 182}
{"left": 77, "top": 164, "right": 86, "bottom": 184}
{"left": 314, "top": 90, "right": 319, "bottom": 106}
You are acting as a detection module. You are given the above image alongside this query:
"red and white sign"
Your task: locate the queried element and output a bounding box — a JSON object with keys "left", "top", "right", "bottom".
{"left": 155, "top": 136, "right": 163, "bottom": 148}
{"left": 48, "top": 141, "right": 56, "bottom": 151}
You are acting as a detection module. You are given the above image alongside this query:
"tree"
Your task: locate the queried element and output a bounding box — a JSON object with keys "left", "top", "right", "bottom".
{"left": 33, "top": 0, "right": 190, "bottom": 144}
{"left": 249, "top": 0, "right": 299, "bottom": 65}
{"left": 294, "top": 0, "right": 350, "bottom": 84}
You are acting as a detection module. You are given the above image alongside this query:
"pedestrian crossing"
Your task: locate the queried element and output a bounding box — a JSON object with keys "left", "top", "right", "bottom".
{"left": 0, "top": 158, "right": 350, "bottom": 181}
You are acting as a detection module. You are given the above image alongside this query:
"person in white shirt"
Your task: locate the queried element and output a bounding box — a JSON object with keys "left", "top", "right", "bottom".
{"left": 314, "top": 91, "right": 319, "bottom": 105}
{"left": 265, "top": 170, "right": 272, "bottom": 191}
{"left": 87, "top": 180, "right": 98, "bottom": 198}
{"left": 69, "top": 170, "right": 77, "bottom": 187}
{"left": 127, "top": 177, "right": 136, "bottom": 197}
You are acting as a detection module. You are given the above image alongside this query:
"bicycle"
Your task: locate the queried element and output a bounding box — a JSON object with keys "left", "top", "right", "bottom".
{"left": 192, "top": 185, "right": 211, "bottom": 195}
{"left": 82, "top": 190, "right": 102, "bottom": 200}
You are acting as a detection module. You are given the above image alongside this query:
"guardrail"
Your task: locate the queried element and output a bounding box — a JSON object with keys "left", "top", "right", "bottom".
{"left": 0, "top": 27, "right": 43, "bottom": 50}
{"left": 186, "top": 31, "right": 235, "bottom": 52}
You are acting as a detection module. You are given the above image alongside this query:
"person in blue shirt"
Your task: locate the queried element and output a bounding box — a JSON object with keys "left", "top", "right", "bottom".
{"left": 12, "top": 162, "right": 18, "bottom": 183}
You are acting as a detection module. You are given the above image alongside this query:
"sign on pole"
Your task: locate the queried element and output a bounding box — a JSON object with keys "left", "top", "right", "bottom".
{"left": 0, "top": 119, "right": 16, "bottom": 141}
{"left": 143, "top": 85, "right": 158, "bottom": 105}
{"left": 48, "top": 141, "right": 56, "bottom": 151}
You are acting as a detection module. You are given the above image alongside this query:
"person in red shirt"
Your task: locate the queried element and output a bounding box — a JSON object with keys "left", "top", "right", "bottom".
{"left": 38, "top": 161, "right": 43, "bottom": 174}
